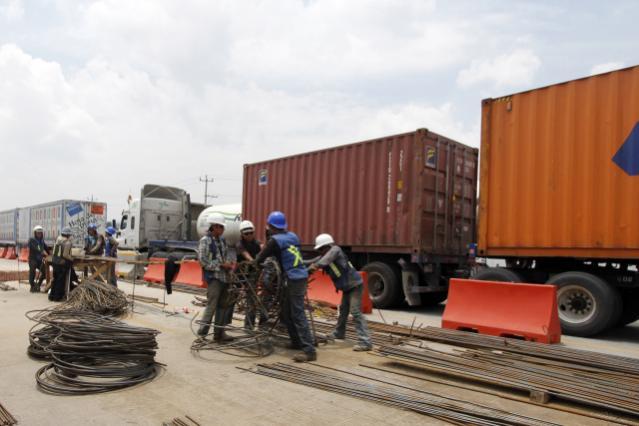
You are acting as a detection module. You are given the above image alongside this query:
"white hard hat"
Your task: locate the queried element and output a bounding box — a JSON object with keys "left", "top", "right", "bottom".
{"left": 33, "top": 225, "right": 44, "bottom": 233}
{"left": 239, "top": 220, "right": 255, "bottom": 233}
{"left": 206, "top": 213, "right": 226, "bottom": 227}
{"left": 314, "top": 233, "right": 335, "bottom": 250}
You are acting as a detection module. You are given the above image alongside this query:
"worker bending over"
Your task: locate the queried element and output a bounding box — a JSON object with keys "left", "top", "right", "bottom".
{"left": 104, "top": 226, "right": 118, "bottom": 285}
{"left": 309, "top": 233, "right": 372, "bottom": 351}
{"left": 255, "top": 211, "right": 316, "bottom": 362}
{"left": 237, "top": 220, "right": 265, "bottom": 330}
{"left": 84, "top": 224, "right": 105, "bottom": 255}
{"left": 28, "top": 225, "right": 49, "bottom": 293}
{"left": 197, "top": 213, "right": 235, "bottom": 342}
{"left": 50, "top": 227, "right": 73, "bottom": 302}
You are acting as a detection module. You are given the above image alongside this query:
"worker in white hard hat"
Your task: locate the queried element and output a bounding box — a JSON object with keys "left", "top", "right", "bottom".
{"left": 28, "top": 225, "right": 50, "bottom": 293}
{"left": 308, "top": 233, "right": 372, "bottom": 351}
{"left": 196, "top": 213, "right": 235, "bottom": 341}
{"left": 236, "top": 220, "right": 265, "bottom": 330}
{"left": 50, "top": 227, "right": 74, "bottom": 302}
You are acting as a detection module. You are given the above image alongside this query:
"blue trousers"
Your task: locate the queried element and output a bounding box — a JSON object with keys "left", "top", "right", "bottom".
{"left": 280, "top": 278, "right": 315, "bottom": 354}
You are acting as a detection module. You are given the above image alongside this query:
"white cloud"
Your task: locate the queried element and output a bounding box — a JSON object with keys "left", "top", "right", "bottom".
{"left": 456, "top": 49, "right": 541, "bottom": 89}
{"left": 0, "top": 0, "right": 24, "bottom": 21}
{"left": 590, "top": 61, "right": 625, "bottom": 75}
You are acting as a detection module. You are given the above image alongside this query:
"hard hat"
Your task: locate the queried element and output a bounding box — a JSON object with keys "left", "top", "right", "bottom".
{"left": 61, "top": 227, "right": 72, "bottom": 236}
{"left": 239, "top": 220, "right": 255, "bottom": 233}
{"left": 314, "top": 233, "right": 334, "bottom": 250}
{"left": 33, "top": 225, "right": 44, "bottom": 233}
{"left": 105, "top": 226, "right": 116, "bottom": 236}
{"left": 87, "top": 224, "right": 98, "bottom": 230}
{"left": 267, "top": 211, "right": 287, "bottom": 230}
{"left": 206, "top": 213, "right": 226, "bottom": 227}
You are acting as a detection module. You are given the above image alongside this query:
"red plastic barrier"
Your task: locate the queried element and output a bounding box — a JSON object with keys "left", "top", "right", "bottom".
{"left": 0, "top": 247, "right": 7, "bottom": 258}
{"left": 18, "top": 247, "right": 29, "bottom": 262}
{"left": 307, "top": 271, "right": 373, "bottom": 314}
{"left": 4, "top": 246, "right": 17, "bottom": 260}
{"left": 442, "top": 278, "right": 561, "bottom": 344}
{"left": 174, "top": 260, "right": 206, "bottom": 288}
{"left": 143, "top": 258, "right": 166, "bottom": 284}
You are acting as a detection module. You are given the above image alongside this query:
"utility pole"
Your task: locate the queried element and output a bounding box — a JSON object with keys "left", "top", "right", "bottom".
{"left": 199, "top": 175, "right": 217, "bottom": 205}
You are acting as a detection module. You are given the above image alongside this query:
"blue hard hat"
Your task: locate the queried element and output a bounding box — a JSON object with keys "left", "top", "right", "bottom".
{"left": 105, "top": 226, "right": 116, "bottom": 235}
{"left": 88, "top": 224, "right": 98, "bottom": 230}
{"left": 267, "top": 211, "right": 287, "bottom": 230}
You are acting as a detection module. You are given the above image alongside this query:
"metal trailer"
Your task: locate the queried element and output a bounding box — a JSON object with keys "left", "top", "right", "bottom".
{"left": 242, "top": 128, "right": 479, "bottom": 308}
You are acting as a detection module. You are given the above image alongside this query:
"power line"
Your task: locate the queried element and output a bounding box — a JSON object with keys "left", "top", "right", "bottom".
{"left": 199, "top": 175, "right": 218, "bottom": 204}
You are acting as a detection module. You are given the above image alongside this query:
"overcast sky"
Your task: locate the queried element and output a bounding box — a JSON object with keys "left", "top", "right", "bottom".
{"left": 1, "top": 0, "right": 638, "bottom": 218}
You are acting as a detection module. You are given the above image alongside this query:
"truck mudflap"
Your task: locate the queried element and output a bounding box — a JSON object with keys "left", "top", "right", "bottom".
{"left": 401, "top": 269, "right": 422, "bottom": 306}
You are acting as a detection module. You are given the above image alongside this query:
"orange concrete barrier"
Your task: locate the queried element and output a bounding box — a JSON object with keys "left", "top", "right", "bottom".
{"left": 442, "top": 278, "right": 561, "bottom": 344}
{"left": 5, "top": 246, "right": 17, "bottom": 260}
{"left": 18, "top": 247, "right": 29, "bottom": 262}
{"left": 307, "top": 271, "right": 373, "bottom": 314}
{"left": 174, "top": 260, "right": 206, "bottom": 288}
{"left": 143, "top": 258, "right": 166, "bottom": 284}
{"left": 0, "top": 247, "right": 7, "bottom": 258}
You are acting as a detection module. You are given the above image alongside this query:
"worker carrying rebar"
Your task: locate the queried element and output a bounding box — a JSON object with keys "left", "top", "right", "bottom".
{"left": 104, "top": 226, "right": 119, "bottom": 286}
{"left": 49, "top": 227, "right": 73, "bottom": 302}
{"left": 308, "top": 233, "right": 372, "bottom": 351}
{"left": 237, "top": 220, "right": 266, "bottom": 330}
{"left": 28, "top": 225, "right": 49, "bottom": 293}
{"left": 255, "top": 211, "right": 317, "bottom": 362}
{"left": 84, "top": 224, "right": 105, "bottom": 256}
{"left": 197, "top": 213, "right": 235, "bottom": 342}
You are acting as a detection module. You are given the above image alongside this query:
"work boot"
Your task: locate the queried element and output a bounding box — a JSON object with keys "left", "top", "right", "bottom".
{"left": 293, "top": 351, "right": 317, "bottom": 363}
{"left": 214, "top": 333, "right": 235, "bottom": 343}
{"left": 329, "top": 332, "right": 345, "bottom": 340}
{"left": 286, "top": 342, "right": 302, "bottom": 350}
{"left": 353, "top": 344, "right": 373, "bottom": 352}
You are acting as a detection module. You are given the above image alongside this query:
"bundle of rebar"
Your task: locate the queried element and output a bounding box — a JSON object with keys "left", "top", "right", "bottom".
{"left": 26, "top": 308, "right": 161, "bottom": 395}
{"left": 377, "top": 344, "right": 639, "bottom": 417}
{"left": 242, "top": 363, "right": 557, "bottom": 426}
{"left": 59, "top": 279, "right": 129, "bottom": 316}
{"left": 162, "top": 415, "right": 201, "bottom": 426}
{"left": 312, "top": 319, "right": 403, "bottom": 346}
{"left": 0, "top": 402, "right": 17, "bottom": 425}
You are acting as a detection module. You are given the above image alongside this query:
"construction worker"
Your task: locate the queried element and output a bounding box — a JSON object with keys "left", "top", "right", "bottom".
{"left": 197, "top": 213, "right": 235, "bottom": 341}
{"left": 50, "top": 227, "right": 73, "bottom": 302}
{"left": 104, "top": 226, "right": 119, "bottom": 286}
{"left": 309, "top": 234, "right": 372, "bottom": 351}
{"left": 255, "top": 211, "right": 316, "bottom": 362}
{"left": 237, "top": 220, "right": 264, "bottom": 329}
{"left": 84, "top": 224, "right": 105, "bottom": 256}
{"left": 28, "top": 225, "right": 49, "bottom": 293}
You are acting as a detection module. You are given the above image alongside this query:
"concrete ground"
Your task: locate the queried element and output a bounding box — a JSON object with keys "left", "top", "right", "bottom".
{"left": 0, "top": 258, "right": 637, "bottom": 425}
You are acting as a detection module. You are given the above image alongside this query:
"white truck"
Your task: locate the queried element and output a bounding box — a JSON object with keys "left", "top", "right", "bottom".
{"left": 116, "top": 184, "right": 241, "bottom": 257}
{"left": 0, "top": 200, "right": 108, "bottom": 250}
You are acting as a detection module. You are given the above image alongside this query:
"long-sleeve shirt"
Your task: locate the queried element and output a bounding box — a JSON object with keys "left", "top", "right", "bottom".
{"left": 198, "top": 233, "right": 231, "bottom": 282}
{"left": 255, "top": 238, "right": 281, "bottom": 266}
{"left": 52, "top": 236, "right": 73, "bottom": 264}
{"left": 28, "top": 237, "right": 49, "bottom": 263}
{"left": 85, "top": 234, "right": 105, "bottom": 255}
{"left": 105, "top": 236, "right": 118, "bottom": 257}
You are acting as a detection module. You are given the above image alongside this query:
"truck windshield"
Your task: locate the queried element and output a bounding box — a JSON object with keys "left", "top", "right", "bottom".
{"left": 121, "top": 215, "right": 128, "bottom": 230}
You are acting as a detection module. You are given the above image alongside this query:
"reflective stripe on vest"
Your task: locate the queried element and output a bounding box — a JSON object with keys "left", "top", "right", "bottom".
{"left": 272, "top": 232, "right": 308, "bottom": 280}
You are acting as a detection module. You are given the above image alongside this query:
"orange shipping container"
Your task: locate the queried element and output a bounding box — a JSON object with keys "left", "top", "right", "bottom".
{"left": 478, "top": 65, "right": 639, "bottom": 260}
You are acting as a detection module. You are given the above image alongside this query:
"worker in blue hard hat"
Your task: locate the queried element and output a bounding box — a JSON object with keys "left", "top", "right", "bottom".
{"left": 28, "top": 225, "right": 50, "bottom": 293}
{"left": 50, "top": 227, "right": 73, "bottom": 301}
{"left": 308, "top": 233, "right": 372, "bottom": 351}
{"left": 255, "top": 211, "right": 316, "bottom": 362}
{"left": 84, "top": 223, "right": 105, "bottom": 256}
{"left": 104, "top": 226, "right": 119, "bottom": 286}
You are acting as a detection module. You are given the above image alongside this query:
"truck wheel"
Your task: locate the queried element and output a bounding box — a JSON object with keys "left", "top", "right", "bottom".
{"left": 473, "top": 268, "right": 523, "bottom": 282}
{"left": 547, "top": 272, "right": 621, "bottom": 336}
{"left": 421, "top": 291, "right": 448, "bottom": 307}
{"left": 363, "top": 262, "right": 401, "bottom": 309}
{"left": 617, "top": 288, "right": 639, "bottom": 327}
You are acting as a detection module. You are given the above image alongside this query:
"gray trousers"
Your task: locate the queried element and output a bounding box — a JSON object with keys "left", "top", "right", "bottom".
{"left": 198, "top": 276, "right": 229, "bottom": 336}
{"left": 334, "top": 284, "right": 372, "bottom": 348}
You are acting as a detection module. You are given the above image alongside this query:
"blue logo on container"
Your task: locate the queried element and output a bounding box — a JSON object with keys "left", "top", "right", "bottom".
{"left": 613, "top": 122, "right": 639, "bottom": 176}
{"left": 66, "top": 202, "right": 83, "bottom": 217}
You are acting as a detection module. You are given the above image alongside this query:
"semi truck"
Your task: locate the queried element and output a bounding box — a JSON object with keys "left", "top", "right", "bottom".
{"left": 242, "top": 129, "right": 479, "bottom": 308}
{"left": 474, "top": 65, "right": 639, "bottom": 336}
{"left": 116, "top": 184, "right": 242, "bottom": 257}
{"left": 0, "top": 200, "right": 108, "bottom": 250}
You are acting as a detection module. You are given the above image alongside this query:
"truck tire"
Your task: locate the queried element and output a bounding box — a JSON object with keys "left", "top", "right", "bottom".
{"left": 617, "top": 288, "right": 639, "bottom": 327}
{"left": 472, "top": 267, "right": 523, "bottom": 282}
{"left": 547, "top": 271, "right": 622, "bottom": 337}
{"left": 363, "top": 262, "right": 401, "bottom": 309}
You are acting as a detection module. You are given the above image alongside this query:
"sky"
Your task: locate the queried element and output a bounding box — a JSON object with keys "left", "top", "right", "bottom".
{"left": 1, "top": 0, "right": 638, "bottom": 219}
